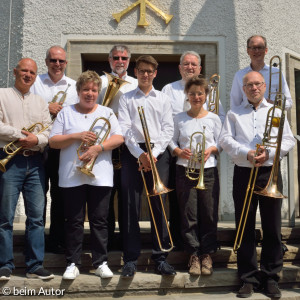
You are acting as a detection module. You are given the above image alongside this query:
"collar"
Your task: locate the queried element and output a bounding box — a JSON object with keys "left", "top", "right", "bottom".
{"left": 111, "top": 71, "right": 128, "bottom": 80}
{"left": 42, "top": 73, "right": 67, "bottom": 85}
{"left": 243, "top": 97, "right": 269, "bottom": 109}
{"left": 13, "top": 86, "right": 30, "bottom": 98}
{"left": 134, "top": 86, "right": 156, "bottom": 97}
{"left": 248, "top": 63, "right": 268, "bottom": 72}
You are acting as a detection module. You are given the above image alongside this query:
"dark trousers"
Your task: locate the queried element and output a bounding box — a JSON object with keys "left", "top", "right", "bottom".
{"left": 44, "top": 147, "right": 64, "bottom": 247}
{"left": 62, "top": 184, "right": 111, "bottom": 268}
{"left": 121, "top": 145, "right": 171, "bottom": 264}
{"left": 233, "top": 165, "right": 283, "bottom": 286}
{"left": 168, "top": 153, "right": 183, "bottom": 248}
{"left": 176, "top": 165, "right": 219, "bottom": 255}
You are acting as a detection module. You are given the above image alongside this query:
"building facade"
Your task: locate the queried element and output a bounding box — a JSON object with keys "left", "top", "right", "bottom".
{"left": 1, "top": 0, "right": 300, "bottom": 222}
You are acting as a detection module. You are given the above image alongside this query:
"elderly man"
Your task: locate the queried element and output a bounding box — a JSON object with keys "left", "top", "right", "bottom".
{"left": 162, "top": 51, "right": 225, "bottom": 249}
{"left": 98, "top": 45, "right": 138, "bottom": 249}
{"left": 220, "top": 71, "right": 295, "bottom": 298}
{"left": 0, "top": 58, "right": 53, "bottom": 280}
{"left": 230, "top": 35, "right": 292, "bottom": 110}
{"left": 31, "top": 45, "right": 78, "bottom": 254}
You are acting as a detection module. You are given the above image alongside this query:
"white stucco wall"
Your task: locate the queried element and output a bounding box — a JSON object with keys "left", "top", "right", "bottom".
{"left": 1, "top": 0, "right": 300, "bottom": 220}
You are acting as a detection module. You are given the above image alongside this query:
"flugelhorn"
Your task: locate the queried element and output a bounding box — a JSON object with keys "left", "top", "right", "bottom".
{"left": 0, "top": 122, "right": 47, "bottom": 172}
{"left": 233, "top": 93, "right": 286, "bottom": 253}
{"left": 185, "top": 129, "right": 206, "bottom": 190}
{"left": 102, "top": 72, "right": 129, "bottom": 170}
{"left": 207, "top": 74, "right": 220, "bottom": 115}
{"left": 76, "top": 114, "right": 112, "bottom": 177}
{"left": 138, "top": 106, "right": 174, "bottom": 252}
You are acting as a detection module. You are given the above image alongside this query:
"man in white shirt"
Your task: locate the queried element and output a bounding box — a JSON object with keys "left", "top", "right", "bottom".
{"left": 230, "top": 35, "right": 292, "bottom": 110}
{"left": 31, "top": 45, "right": 78, "bottom": 254}
{"left": 162, "top": 51, "right": 225, "bottom": 250}
{"left": 98, "top": 45, "right": 138, "bottom": 249}
{"left": 118, "top": 55, "right": 176, "bottom": 277}
{"left": 0, "top": 58, "right": 53, "bottom": 280}
{"left": 219, "top": 71, "right": 295, "bottom": 298}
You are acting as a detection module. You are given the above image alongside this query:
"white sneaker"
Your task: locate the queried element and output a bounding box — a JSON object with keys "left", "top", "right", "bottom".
{"left": 95, "top": 262, "right": 113, "bottom": 278}
{"left": 62, "top": 263, "right": 80, "bottom": 280}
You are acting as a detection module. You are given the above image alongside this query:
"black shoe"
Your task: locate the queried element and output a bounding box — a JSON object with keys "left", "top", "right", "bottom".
{"left": 0, "top": 267, "right": 11, "bottom": 281}
{"left": 237, "top": 283, "right": 254, "bottom": 298}
{"left": 26, "top": 267, "right": 55, "bottom": 280}
{"left": 264, "top": 282, "right": 281, "bottom": 298}
{"left": 155, "top": 261, "right": 176, "bottom": 276}
{"left": 121, "top": 262, "right": 136, "bottom": 278}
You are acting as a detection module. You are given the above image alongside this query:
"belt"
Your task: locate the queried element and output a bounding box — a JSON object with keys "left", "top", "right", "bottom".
{"left": 1, "top": 148, "right": 40, "bottom": 157}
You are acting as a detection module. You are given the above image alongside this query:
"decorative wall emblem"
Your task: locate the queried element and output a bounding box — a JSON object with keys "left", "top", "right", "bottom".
{"left": 112, "top": 0, "right": 173, "bottom": 27}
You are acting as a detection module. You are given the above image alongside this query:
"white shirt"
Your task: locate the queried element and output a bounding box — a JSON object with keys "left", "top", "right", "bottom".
{"left": 31, "top": 73, "right": 79, "bottom": 106}
{"left": 219, "top": 98, "right": 295, "bottom": 168}
{"left": 230, "top": 64, "right": 292, "bottom": 110}
{"left": 118, "top": 86, "right": 174, "bottom": 159}
{"left": 169, "top": 111, "right": 222, "bottom": 169}
{"left": 49, "top": 105, "right": 122, "bottom": 188}
{"left": 97, "top": 72, "right": 138, "bottom": 114}
{"left": 162, "top": 79, "right": 226, "bottom": 123}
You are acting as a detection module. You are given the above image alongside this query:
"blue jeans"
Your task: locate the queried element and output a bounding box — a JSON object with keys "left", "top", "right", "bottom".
{"left": 0, "top": 150, "right": 46, "bottom": 273}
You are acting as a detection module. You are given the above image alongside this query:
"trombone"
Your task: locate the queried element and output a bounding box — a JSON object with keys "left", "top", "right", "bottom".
{"left": 0, "top": 122, "right": 48, "bottom": 173}
{"left": 185, "top": 129, "right": 206, "bottom": 190}
{"left": 77, "top": 114, "right": 112, "bottom": 177}
{"left": 268, "top": 56, "right": 282, "bottom": 107}
{"left": 102, "top": 72, "right": 129, "bottom": 169}
{"left": 233, "top": 93, "right": 286, "bottom": 253}
{"left": 207, "top": 74, "right": 220, "bottom": 115}
{"left": 138, "top": 106, "right": 174, "bottom": 252}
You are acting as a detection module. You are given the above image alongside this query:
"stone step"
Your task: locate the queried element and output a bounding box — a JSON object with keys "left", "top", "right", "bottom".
{"left": 1, "top": 264, "right": 299, "bottom": 298}
{"left": 12, "top": 245, "right": 300, "bottom": 269}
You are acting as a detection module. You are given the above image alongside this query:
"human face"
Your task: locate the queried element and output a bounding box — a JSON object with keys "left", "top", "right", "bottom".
{"left": 179, "top": 54, "right": 201, "bottom": 81}
{"left": 134, "top": 62, "right": 157, "bottom": 92}
{"left": 243, "top": 72, "right": 266, "bottom": 107}
{"left": 109, "top": 50, "right": 130, "bottom": 77}
{"left": 187, "top": 84, "right": 206, "bottom": 110}
{"left": 78, "top": 81, "right": 99, "bottom": 113}
{"left": 247, "top": 36, "right": 268, "bottom": 65}
{"left": 14, "top": 58, "right": 37, "bottom": 94}
{"left": 45, "top": 47, "right": 67, "bottom": 83}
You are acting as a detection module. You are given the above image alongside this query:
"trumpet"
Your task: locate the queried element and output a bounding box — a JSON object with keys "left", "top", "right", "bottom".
{"left": 268, "top": 56, "right": 282, "bottom": 107}
{"left": 102, "top": 72, "right": 129, "bottom": 170}
{"left": 50, "top": 84, "right": 71, "bottom": 119}
{"left": 185, "top": 129, "right": 206, "bottom": 190}
{"left": 207, "top": 74, "right": 220, "bottom": 115}
{"left": 0, "top": 122, "right": 48, "bottom": 173}
{"left": 138, "top": 106, "right": 174, "bottom": 252}
{"left": 76, "top": 114, "right": 112, "bottom": 177}
{"left": 233, "top": 93, "right": 286, "bottom": 253}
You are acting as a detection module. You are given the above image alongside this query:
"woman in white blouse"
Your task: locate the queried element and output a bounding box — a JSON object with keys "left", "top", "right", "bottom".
{"left": 169, "top": 76, "right": 222, "bottom": 276}
{"left": 49, "top": 71, "right": 124, "bottom": 280}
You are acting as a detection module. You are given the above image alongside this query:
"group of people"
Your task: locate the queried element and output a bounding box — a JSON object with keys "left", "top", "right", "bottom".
{"left": 0, "top": 35, "right": 295, "bottom": 299}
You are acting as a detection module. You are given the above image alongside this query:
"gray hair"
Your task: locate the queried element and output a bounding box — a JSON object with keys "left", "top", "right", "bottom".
{"left": 45, "top": 45, "right": 66, "bottom": 59}
{"left": 180, "top": 51, "right": 201, "bottom": 65}
{"left": 109, "top": 45, "right": 131, "bottom": 58}
{"left": 247, "top": 35, "right": 267, "bottom": 48}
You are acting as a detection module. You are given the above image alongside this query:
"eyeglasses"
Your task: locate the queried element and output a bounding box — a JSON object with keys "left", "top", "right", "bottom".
{"left": 247, "top": 46, "right": 266, "bottom": 52}
{"left": 243, "top": 82, "right": 265, "bottom": 89}
{"left": 49, "top": 59, "right": 66, "bottom": 64}
{"left": 181, "top": 62, "right": 199, "bottom": 68}
{"left": 137, "top": 69, "right": 155, "bottom": 75}
{"left": 112, "top": 56, "right": 129, "bottom": 61}
{"left": 188, "top": 92, "right": 205, "bottom": 97}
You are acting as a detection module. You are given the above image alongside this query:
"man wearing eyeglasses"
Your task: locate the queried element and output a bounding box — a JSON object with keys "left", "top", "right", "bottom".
{"left": 220, "top": 71, "right": 295, "bottom": 298}
{"left": 98, "top": 45, "right": 138, "bottom": 250}
{"left": 230, "top": 35, "right": 292, "bottom": 110}
{"left": 118, "top": 55, "right": 176, "bottom": 278}
{"left": 31, "top": 45, "right": 78, "bottom": 254}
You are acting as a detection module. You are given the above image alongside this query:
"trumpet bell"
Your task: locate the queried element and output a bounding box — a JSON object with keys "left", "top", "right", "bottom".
{"left": 77, "top": 165, "right": 95, "bottom": 177}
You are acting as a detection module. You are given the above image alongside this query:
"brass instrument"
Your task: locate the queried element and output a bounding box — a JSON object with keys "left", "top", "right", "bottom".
{"left": 0, "top": 122, "right": 47, "bottom": 173}
{"left": 138, "top": 106, "right": 174, "bottom": 252}
{"left": 50, "top": 84, "right": 71, "bottom": 120}
{"left": 207, "top": 74, "right": 220, "bottom": 115}
{"left": 102, "top": 71, "right": 129, "bottom": 169}
{"left": 77, "top": 114, "right": 112, "bottom": 177}
{"left": 268, "top": 56, "right": 282, "bottom": 107}
{"left": 233, "top": 93, "right": 286, "bottom": 253}
{"left": 185, "top": 129, "right": 206, "bottom": 190}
